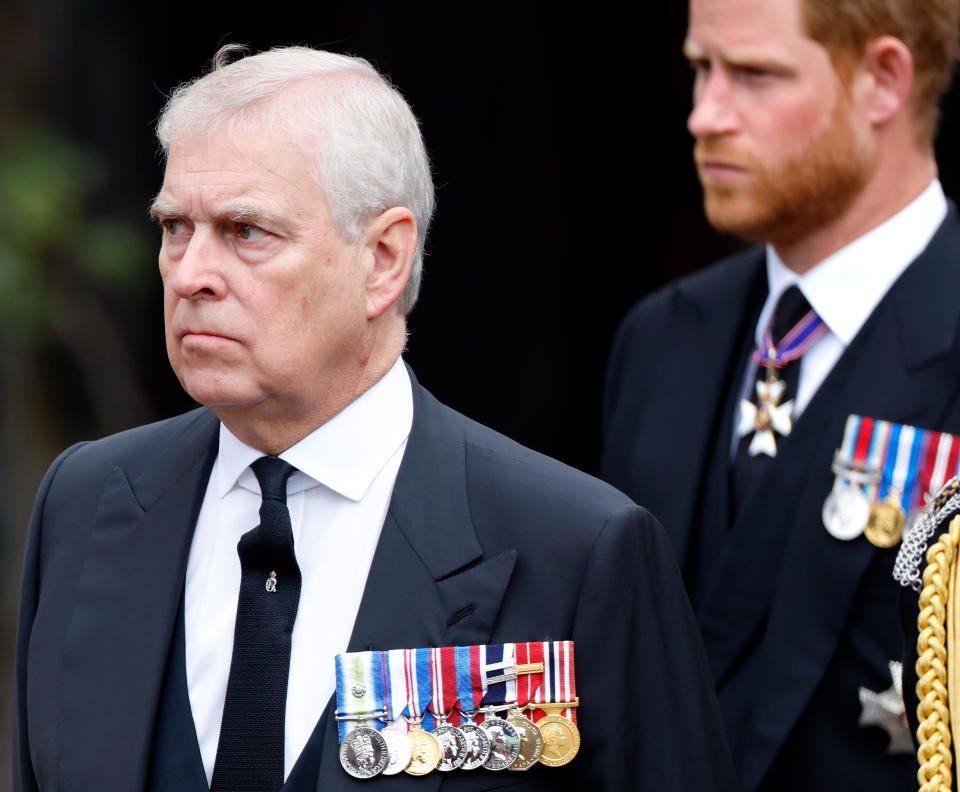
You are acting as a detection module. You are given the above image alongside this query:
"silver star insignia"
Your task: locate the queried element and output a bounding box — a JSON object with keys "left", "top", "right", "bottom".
{"left": 858, "top": 660, "right": 913, "bottom": 755}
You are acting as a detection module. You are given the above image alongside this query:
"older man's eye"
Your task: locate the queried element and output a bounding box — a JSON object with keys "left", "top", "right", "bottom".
{"left": 237, "top": 223, "right": 267, "bottom": 241}
{"left": 161, "top": 218, "right": 188, "bottom": 236}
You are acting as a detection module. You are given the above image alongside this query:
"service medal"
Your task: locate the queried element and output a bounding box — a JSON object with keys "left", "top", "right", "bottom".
{"left": 458, "top": 720, "right": 492, "bottom": 770}
{"left": 822, "top": 486, "right": 870, "bottom": 541}
{"left": 404, "top": 728, "right": 442, "bottom": 776}
{"left": 507, "top": 709, "right": 544, "bottom": 770}
{"left": 339, "top": 726, "right": 389, "bottom": 779}
{"left": 865, "top": 495, "right": 907, "bottom": 548}
{"left": 480, "top": 716, "right": 521, "bottom": 770}
{"left": 434, "top": 723, "right": 468, "bottom": 771}
{"left": 537, "top": 712, "right": 581, "bottom": 767}
{"left": 380, "top": 729, "right": 412, "bottom": 775}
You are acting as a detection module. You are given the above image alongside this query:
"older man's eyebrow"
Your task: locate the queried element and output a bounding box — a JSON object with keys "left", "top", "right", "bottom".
{"left": 147, "top": 198, "right": 286, "bottom": 233}
{"left": 148, "top": 195, "right": 179, "bottom": 221}
{"left": 221, "top": 205, "right": 285, "bottom": 229}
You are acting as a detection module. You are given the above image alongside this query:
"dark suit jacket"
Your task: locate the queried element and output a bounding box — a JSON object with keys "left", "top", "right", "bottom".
{"left": 15, "top": 371, "right": 737, "bottom": 791}
{"left": 601, "top": 207, "right": 960, "bottom": 791}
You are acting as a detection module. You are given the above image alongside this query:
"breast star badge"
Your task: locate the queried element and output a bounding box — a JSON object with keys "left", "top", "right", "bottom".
{"left": 737, "top": 377, "right": 795, "bottom": 457}
{"left": 858, "top": 660, "right": 912, "bottom": 755}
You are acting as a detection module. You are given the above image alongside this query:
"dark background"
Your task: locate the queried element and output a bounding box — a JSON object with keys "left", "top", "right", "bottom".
{"left": 4, "top": 0, "right": 960, "bottom": 781}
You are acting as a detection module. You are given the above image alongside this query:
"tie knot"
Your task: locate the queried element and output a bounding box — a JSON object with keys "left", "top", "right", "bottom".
{"left": 771, "top": 285, "right": 814, "bottom": 343}
{"left": 250, "top": 456, "right": 297, "bottom": 503}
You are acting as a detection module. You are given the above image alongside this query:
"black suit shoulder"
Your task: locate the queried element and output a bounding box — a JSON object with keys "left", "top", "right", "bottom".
{"left": 33, "top": 408, "right": 215, "bottom": 548}
{"left": 44, "top": 408, "right": 214, "bottom": 489}
{"left": 604, "top": 248, "right": 764, "bottom": 424}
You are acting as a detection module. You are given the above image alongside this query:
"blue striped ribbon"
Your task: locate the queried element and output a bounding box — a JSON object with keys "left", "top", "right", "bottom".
{"left": 335, "top": 650, "right": 386, "bottom": 742}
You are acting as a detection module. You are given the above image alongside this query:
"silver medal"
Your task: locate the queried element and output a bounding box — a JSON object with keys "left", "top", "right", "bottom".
{"left": 380, "top": 729, "right": 412, "bottom": 775}
{"left": 459, "top": 722, "right": 491, "bottom": 770}
{"left": 822, "top": 486, "right": 870, "bottom": 540}
{"left": 434, "top": 724, "right": 468, "bottom": 771}
{"left": 339, "top": 725, "right": 390, "bottom": 779}
{"left": 480, "top": 717, "right": 521, "bottom": 770}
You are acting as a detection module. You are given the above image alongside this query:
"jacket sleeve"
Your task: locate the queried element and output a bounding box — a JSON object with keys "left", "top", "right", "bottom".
{"left": 571, "top": 503, "right": 739, "bottom": 791}
{"left": 14, "top": 443, "right": 86, "bottom": 792}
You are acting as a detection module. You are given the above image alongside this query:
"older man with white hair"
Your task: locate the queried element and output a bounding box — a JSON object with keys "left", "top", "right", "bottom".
{"left": 14, "top": 46, "right": 736, "bottom": 791}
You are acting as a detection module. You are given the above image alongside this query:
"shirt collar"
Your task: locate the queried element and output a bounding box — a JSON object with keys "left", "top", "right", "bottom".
{"left": 762, "top": 178, "right": 947, "bottom": 345}
{"left": 215, "top": 357, "right": 413, "bottom": 502}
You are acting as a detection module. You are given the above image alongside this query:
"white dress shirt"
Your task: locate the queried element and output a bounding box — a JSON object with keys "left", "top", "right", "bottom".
{"left": 733, "top": 178, "right": 947, "bottom": 444}
{"left": 184, "top": 357, "right": 413, "bottom": 783}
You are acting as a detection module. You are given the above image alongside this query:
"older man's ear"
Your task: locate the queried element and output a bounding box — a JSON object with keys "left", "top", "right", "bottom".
{"left": 362, "top": 207, "right": 417, "bottom": 320}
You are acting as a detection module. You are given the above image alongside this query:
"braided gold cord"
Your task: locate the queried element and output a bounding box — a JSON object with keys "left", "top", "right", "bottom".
{"left": 916, "top": 516, "right": 960, "bottom": 791}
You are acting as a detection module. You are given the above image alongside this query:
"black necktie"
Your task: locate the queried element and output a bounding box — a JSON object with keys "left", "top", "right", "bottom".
{"left": 211, "top": 456, "right": 301, "bottom": 792}
{"left": 730, "top": 285, "right": 815, "bottom": 519}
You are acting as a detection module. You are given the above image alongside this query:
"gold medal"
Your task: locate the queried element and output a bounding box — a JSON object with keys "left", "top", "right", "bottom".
{"left": 403, "top": 727, "right": 442, "bottom": 776}
{"left": 536, "top": 700, "right": 581, "bottom": 767}
{"left": 865, "top": 494, "right": 906, "bottom": 548}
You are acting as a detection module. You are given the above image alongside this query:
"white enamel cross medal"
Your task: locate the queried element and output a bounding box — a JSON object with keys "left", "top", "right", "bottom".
{"left": 737, "top": 354, "right": 795, "bottom": 458}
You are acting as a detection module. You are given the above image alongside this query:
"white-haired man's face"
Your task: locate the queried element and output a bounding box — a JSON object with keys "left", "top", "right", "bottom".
{"left": 153, "top": 124, "right": 369, "bottom": 438}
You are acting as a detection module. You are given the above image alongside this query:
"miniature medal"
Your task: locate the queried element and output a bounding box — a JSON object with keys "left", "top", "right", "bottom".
{"left": 458, "top": 716, "right": 492, "bottom": 770}
{"left": 404, "top": 727, "right": 442, "bottom": 776}
{"left": 339, "top": 726, "right": 389, "bottom": 779}
{"left": 865, "top": 493, "right": 907, "bottom": 548}
{"left": 380, "top": 729, "right": 412, "bottom": 775}
{"left": 506, "top": 707, "right": 544, "bottom": 771}
{"left": 480, "top": 713, "right": 521, "bottom": 770}
{"left": 453, "top": 646, "right": 492, "bottom": 769}
{"left": 538, "top": 713, "right": 581, "bottom": 767}
{"left": 822, "top": 485, "right": 871, "bottom": 540}
{"left": 434, "top": 723, "right": 468, "bottom": 771}
{"left": 425, "top": 647, "right": 469, "bottom": 771}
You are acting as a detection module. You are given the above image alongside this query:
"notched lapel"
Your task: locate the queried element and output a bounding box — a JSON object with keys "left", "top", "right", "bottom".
{"left": 58, "top": 413, "right": 217, "bottom": 789}
{"left": 438, "top": 549, "right": 517, "bottom": 646}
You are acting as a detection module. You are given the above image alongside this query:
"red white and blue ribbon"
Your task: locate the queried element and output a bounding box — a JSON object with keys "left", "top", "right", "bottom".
{"left": 833, "top": 415, "right": 960, "bottom": 523}
{"left": 430, "top": 646, "right": 461, "bottom": 726}
{"left": 479, "top": 643, "right": 516, "bottom": 710}
{"left": 337, "top": 640, "right": 578, "bottom": 739}
{"left": 514, "top": 641, "right": 544, "bottom": 709}
{"left": 533, "top": 640, "right": 577, "bottom": 724}
{"left": 382, "top": 648, "right": 409, "bottom": 727}
{"left": 402, "top": 647, "right": 435, "bottom": 732}
{"left": 880, "top": 421, "right": 924, "bottom": 512}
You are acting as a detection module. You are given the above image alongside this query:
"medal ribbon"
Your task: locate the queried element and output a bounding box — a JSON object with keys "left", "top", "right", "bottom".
{"left": 752, "top": 307, "right": 826, "bottom": 369}
{"left": 383, "top": 648, "right": 409, "bottom": 727}
{"left": 834, "top": 415, "right": 861, "bottom": 495}
{"left": 534, "top": 640, "right": 577, "bottom": 724}
{"left": 881, "top": 423, "right": 923, "bottom": 514}
{"left": 918, "top": 431, "right": 943, "bottom": 508}
{"left": 923, "top": 432, "right": 954, "bottom": 507}
{"left": 947, "top": 436, "right": 960, "bottom": 484}
{"left": 455, "top": 644, "right": 485, "bottom": 723}
{"left": 402, "top": 647, "right": 435, "bottom": 731}
{"left": 334, "top": 650, "right": 386, "bottom": 741}
{"left": 479, "top": 643, "right": 516, "bottom": 710}
{"left": 430, "top": 646, "right": 461, "bottom": 726}
{"left": 865, "top": 420, "right": 891, "bottom": 503}
{"left": 514, "top": 641, "right": 544, "bottom": 709}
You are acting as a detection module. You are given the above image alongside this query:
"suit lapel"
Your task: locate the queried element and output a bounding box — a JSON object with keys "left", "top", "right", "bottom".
{"left": 629, "top": 252, "right": 766, "bottom": 565}
{"left": 58, "top": 410, "right": 219, "bottom": 790}
{"left": 315, "top": 373, "right": 516, "bottom": 790}
{"left": 697, "top": 208, "right": 960, "bottom": 789}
